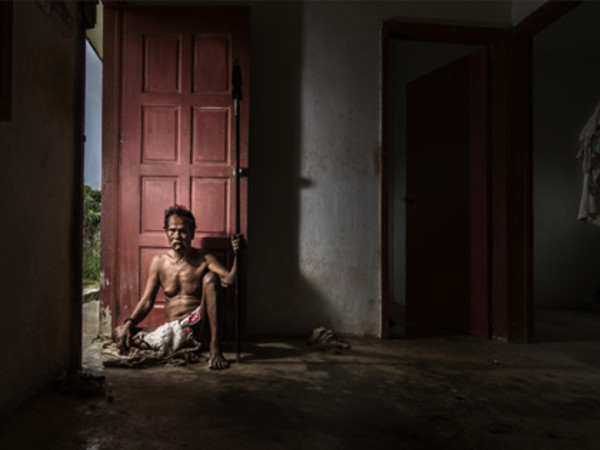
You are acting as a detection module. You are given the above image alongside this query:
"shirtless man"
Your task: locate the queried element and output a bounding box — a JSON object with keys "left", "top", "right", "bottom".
{"left": 113, "top": 205, "right": 240, "bottom": 369}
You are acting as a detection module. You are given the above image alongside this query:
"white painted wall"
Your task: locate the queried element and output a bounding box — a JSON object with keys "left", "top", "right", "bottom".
{"left": 247, "top": 1, "right": 511, "bottom": 336}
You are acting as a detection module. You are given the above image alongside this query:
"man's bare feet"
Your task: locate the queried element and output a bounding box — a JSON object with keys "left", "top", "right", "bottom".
{"left": 208, "top": 351, "right": 230, "bottom": 370}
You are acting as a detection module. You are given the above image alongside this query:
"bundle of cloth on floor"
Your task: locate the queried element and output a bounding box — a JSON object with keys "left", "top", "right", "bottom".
{"left": 102, "top": 307, "right": 202, "bottom": 369}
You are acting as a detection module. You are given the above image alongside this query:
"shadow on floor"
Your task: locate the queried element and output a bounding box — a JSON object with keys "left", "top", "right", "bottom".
{"left": 533, "top": 308, "right": 600, "bottom": 343}
{"left": 3, "top": 333, "right": 600, "bottom": 450}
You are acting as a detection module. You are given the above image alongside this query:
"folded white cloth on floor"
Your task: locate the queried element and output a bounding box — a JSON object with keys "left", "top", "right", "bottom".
{"left": 133, "top": 320, "right": 198, "bottom": 357}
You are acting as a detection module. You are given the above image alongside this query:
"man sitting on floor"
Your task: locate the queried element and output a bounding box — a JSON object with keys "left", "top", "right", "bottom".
{"left": 113, "top": 205, "right": 240, "bottom": 369}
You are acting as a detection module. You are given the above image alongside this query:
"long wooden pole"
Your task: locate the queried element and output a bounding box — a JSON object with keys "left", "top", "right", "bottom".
{"left": 232, "top": 59, "right": 242, "bottom": 362}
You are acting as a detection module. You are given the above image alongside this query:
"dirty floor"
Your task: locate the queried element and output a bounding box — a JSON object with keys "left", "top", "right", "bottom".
{"left": 1, "top": 310, "right": 600, "bottom": 449}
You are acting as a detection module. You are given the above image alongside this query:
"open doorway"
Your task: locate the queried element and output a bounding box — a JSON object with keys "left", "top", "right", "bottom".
{"left": 82, "top": 37, "right": 104, "bottom": 362}
{"left": 383, "top": 6, "right": 598, "bottom": 342}
{"left": 382, "top": 22, "right": 509, "bottom": 340}
{"left": 387, "top": 39, "right": 484, "bottom": 338}
{"left": 532, "top": 2, "right": 600, "bottom": 342}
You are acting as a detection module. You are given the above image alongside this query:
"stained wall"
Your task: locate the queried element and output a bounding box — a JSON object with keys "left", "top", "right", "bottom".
{"left": 246, "top": 1, "right": 513, "bottom": 336}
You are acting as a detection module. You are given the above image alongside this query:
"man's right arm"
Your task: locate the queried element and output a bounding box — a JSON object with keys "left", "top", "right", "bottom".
{"left": 113, "top": 256, "right": 162, "bottom": 353}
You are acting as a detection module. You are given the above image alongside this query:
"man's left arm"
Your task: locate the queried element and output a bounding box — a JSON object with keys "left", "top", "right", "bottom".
{"left": 206, "top": 234, "right": 241, "bottom": 287}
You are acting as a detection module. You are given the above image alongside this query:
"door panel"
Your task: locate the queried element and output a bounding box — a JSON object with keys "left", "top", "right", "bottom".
{"left": 117, "top": 7, "right": 249, "bottom": 330}
{"left": 406, "top": 48, "right": 489, "bottom": 337}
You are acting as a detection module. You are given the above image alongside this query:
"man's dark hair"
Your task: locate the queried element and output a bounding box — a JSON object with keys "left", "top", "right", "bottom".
{"left": 164, "top": 205, "right": 196, "bottom": 231}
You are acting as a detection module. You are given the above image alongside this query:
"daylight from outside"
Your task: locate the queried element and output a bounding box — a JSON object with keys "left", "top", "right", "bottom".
{"left": 83, "top": 40, "right": 102, "bottom": 290}
{"left": 85, "top": 40, "right": 102, "bottom": 190}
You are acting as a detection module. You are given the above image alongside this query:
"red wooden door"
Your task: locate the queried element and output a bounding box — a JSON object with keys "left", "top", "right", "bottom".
{"left": 116, "top": 7, "right": 249, "bottom": 329}
{"left": 406, "top": 49, "right": 489, "bottom": 337}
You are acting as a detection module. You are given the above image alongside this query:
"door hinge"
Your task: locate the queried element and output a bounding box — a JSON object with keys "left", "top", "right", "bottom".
{"left": 233, "top": 167, "right": 249, "bottom": 178}
{"left": 119, "top": 129, "right": 123, "bottom": 144}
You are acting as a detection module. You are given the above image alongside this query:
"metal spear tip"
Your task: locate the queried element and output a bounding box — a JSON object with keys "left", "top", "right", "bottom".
{"left": 232, "top": 58, "right": 243, "bottom": 100}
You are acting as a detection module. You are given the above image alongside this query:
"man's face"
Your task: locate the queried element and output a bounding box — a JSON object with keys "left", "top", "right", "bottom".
{"left": 166, "top": 215, "right": 194, "bottom": 253}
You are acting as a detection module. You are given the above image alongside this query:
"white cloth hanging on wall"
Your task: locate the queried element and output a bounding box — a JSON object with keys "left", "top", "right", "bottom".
{"left": 577, "top": 103, "right": 600, "bottom": 226}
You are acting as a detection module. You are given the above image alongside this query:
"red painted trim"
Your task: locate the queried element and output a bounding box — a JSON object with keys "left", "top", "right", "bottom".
{"left": 469, "top": 48, "right": 491, "bottom": 337}
{"left": 492, "top": 1, "right": 580, "bottom": 341}
{"left": 100, "top": 7, "right": 122, "bottom": 328}
{"left": 384, "top": 21, "right": 508, "bottom": 44}
{"left": 490, "top": 39, "right": 510, "bottom": 340}
{"left": 508, "top": 37, "right": 533, "bottom": 341}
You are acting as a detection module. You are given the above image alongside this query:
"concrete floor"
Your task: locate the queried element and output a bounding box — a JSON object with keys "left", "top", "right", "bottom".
{"left": 1, "top": 310, "right": 600, "bottom": 449}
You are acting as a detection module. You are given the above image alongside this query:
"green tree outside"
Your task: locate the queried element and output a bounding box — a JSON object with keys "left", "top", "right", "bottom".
{"left": 83, "top": 185, "right": 101, "bottom": 284}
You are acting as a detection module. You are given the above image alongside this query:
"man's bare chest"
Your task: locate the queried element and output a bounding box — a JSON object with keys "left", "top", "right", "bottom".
{"left": 159, "top": 258, "right": 209, "bottom": 290}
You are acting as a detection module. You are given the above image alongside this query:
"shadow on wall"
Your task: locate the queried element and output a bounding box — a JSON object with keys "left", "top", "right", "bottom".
{"left": 248, "top": 4, "right": 330, "bottom": 336}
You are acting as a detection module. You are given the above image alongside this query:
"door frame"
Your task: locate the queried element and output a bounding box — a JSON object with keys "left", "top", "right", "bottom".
{"left": 381, "top": 22, "right": 506, "bottom": 339}
{"left": 381, "top": 1, "right": 581, "bottom": 340}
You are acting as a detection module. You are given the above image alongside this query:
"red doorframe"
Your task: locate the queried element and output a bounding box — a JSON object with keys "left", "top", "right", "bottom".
{"left": 381, "top": 1, "right": 581, "bottom": 341}
{"left": 498, "top": 1, "right": 581, "bottom": 342}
